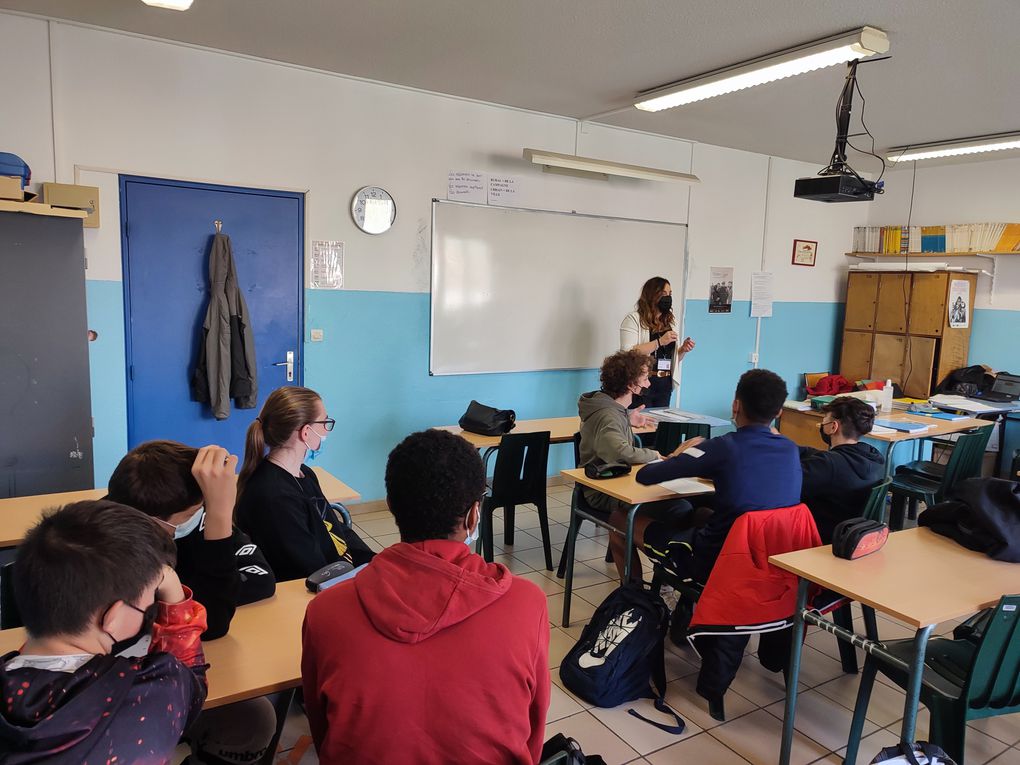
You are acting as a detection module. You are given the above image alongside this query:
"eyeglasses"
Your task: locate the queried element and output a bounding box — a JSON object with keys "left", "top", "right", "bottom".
{"left": 309, "top": 418, "right": 336, "bottom": 432}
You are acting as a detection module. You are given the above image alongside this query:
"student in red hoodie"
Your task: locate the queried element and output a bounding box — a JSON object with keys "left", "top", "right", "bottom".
{"left": 301, "top": 429, "right": 550, "bottom": 765}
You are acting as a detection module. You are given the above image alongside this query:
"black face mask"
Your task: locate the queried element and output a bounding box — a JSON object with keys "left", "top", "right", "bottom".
{"left": 657, "top": 295, "right": 672, "bottom": 313}
{"left": 106, "top": 601, "right": 159, "bottom": 655}
{"left": 818, "top": 422, "right": 833, "bottom": 447}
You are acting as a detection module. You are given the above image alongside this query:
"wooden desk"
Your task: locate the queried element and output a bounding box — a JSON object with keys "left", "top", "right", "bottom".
{"left": 0, "top": 578, "right": 313, "bottom": 709}
{"left": 0, "top": 467, "right": 360, "bottom": 549}
{"left": 557, "top": 467, "right": 714, "bottom": 624}
{"left": 779, "top": 407, "right": 990, "bottom": 474}
{"left": 436, "top": 416, "right": 588, "bottom": 449}
{"left": 771, "top": 528, "right": 1017, "bottom": 762}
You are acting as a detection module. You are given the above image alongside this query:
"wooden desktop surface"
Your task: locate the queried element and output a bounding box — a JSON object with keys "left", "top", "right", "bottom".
{"left": 437, "top": 416, "right": 656, "bottom": 449}
{"left": 0, "top": 467, "right": 359, "bottom": 548}
{"left": 780, "top": 407, "right": 989, "bottom": 451}
{"left": 0, "top": 578, "right": 314, "bottom": 709}
{"left": 560, "top": 467, "right": 714, "bottom": 505}
{"left": 769, "top": 527, "right": 1018, "bottom": 628}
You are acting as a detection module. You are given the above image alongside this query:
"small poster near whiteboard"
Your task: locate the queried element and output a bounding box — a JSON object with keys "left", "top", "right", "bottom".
{"left": 488, "top": 175, "right": 519, "bottom": 206}
{"left": 948, "top": 279, "right": 970, "bottom": 328}
{"left": 447, "top": 171, "right": 487, "bottom": 203}
{"left": 709, "top": 267, "right": 733, "bottom": 313}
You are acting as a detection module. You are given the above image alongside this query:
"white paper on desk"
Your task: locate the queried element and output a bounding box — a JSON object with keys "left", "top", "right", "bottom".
{"left": 929, "top": 394, "right": 1002, "bottom": 413}
{"left": 750, "top": 271, "right": 774, "bottom": 318}
{"left": 448, "top": 171, "right": 487, "bottom": 203}
{"left": 869, "top": 425, "right": 896, "bottom": 436}
{"left": 659, "top": 477, "right": 713, "bottom": 496}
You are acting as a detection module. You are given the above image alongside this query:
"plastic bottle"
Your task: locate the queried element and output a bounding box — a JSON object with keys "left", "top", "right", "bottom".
{"left": 881, "top": 379, "right": 894, "bottom": 412}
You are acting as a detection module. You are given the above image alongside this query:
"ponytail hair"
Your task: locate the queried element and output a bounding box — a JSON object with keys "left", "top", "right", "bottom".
{"left": 237, "top": 386, "right": 323, "bottom": 501}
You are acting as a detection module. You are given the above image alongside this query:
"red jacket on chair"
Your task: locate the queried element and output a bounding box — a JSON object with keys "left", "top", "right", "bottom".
{"left": 690, "top": 503, "right": 822, "bottom": 634}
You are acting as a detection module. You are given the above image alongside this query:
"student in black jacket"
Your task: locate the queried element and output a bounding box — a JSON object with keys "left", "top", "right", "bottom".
{"left": 108, "top": 441, "right": 276, "bottom": 639}
{"left": 236, "top": 386, "right": 374, "bottom": 582}
{"left": 799, "top": 396, "right": 886, "bottom": 543}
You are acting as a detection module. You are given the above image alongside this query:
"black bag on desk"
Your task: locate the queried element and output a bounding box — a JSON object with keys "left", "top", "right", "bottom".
{"left": 458, "top": 400, "right": 516, "bottom": 436}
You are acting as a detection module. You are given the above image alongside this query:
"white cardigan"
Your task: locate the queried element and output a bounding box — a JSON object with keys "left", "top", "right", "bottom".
{"left": 619, "top": 311, "right": 682, "bottom": 387}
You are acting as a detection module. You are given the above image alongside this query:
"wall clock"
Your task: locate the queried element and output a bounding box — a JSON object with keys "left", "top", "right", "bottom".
{"left": 351, "top": 186, "right": 396, "bottom": 235}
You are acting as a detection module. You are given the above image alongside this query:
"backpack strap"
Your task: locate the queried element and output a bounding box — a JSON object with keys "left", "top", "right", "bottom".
{"left": 625, "top": 622, "right": 685, "bottom": 735}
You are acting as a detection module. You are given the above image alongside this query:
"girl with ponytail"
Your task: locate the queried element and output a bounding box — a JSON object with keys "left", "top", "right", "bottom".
{"left": 235, "top": 386, "right": 374, "bottom": 581}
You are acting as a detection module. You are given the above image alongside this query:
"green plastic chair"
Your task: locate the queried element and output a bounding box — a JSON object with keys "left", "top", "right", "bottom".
{"left": 653, "top": 421, "right": 711, "bottom": 455}
{"left": 889, "top": 426, "right": 993, "bottom": 530}
{"left": 898, "top": 426, "right": 994, "bottom": 483}
{"left": 845, "top": 594, "right": 1020, "bottom": 765}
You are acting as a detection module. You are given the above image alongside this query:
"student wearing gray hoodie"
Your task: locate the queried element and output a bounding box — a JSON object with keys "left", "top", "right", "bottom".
{"left": 578, "top": 349, "right": 696, "bottom": 581}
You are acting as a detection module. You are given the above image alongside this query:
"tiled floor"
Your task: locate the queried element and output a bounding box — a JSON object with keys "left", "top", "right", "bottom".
{"left": 194, "top": 484, "right": 1020, "bottom": 764}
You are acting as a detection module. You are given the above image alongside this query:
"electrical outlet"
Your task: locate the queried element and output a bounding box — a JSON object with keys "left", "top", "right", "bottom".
{"left": 310, "top": 329, "right": 324, "bottom": 342}
{"left": 749, "top": 352, "right": 759, "bottom": 363}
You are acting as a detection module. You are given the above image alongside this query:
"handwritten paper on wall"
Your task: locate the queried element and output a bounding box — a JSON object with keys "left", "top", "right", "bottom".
{"left": 448, "top": 171, "right": 487, "bottom": 203}
{"left": 750, "top": 271, "right": 774, "bottom": 318}
{"left": 488, "top": 176, "right": 518, "bottom": 206}
{"left": 310, "top": 240, "right": 344, "bottom": 290}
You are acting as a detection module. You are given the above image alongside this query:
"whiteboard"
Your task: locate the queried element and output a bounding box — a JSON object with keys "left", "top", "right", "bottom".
{"left": 430, "top": 200, "right": 688, "bottom": 375}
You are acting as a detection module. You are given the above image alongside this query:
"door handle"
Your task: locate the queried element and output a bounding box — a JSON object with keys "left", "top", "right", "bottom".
{"left": 272, "top": 350, "right": 294, "bottom": 382}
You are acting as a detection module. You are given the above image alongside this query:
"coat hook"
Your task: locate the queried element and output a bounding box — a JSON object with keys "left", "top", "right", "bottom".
{"left": 214, "top": 219, "right": 222, "bottom": 233}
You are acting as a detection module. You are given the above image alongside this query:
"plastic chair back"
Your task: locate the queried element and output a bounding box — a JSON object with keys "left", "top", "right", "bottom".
{"left": 0, "top": 561, "right": 22, "bottom": 630}
{"left": 963, "top": 594, "right": 1020, "bottom": 711}
{"left": 489, "top": 431, "right": 551, "bottom": 507}
{"left": 654, "top": 421, "right": 711, "bottom": 455}
{"left": 862, "top": 478, "right": 893, "bottom": 523}
{"left": 940, "top": 426, "right": 994, "bottom": 500}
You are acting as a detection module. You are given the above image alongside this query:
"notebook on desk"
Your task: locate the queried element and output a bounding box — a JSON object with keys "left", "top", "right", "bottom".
{"left": 873, "top": 419, "right": 932, "bottom": 433}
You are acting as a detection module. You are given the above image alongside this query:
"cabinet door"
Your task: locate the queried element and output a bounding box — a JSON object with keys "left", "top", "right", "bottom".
{"left": 872, "top": 333, "right": 906, "bottom": 385}
{"left": 840, "top": 330, "right": 874, "bottom": 382}
{"left": 875, "top": 273, "right": 911, "bottom": 333}
{"left": 844, "top": 272, "right": 879, "bottom": 331}
{"left": 903, "top": 336, "right": 937, "bottom": 398}
{"left": 908, "top": 272, "right": 948, "bottom": 336}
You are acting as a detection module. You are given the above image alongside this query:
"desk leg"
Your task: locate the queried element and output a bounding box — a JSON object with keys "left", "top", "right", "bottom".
{"left": 261, "top": 688, "right": 297, "bottom": 765}
{"left": 481, "top": 446, "right": 497, "bottom": 473}
{"left": 900, "top": 625, "right": 934, "bottom": 744}
{"left": 779, "top": 578, "right": 810, "bottom": 765}
{"left": 622, "top": 503, "right": 643, "bottom": 584}
{"left": 882, "top": 441, "right": 896, "bottom": 478}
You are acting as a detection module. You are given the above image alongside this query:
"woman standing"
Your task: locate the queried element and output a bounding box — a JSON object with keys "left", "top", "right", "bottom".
{"left": 620, "top": 277, "right": 695, "bottom": 408}
{"left": 235, "top": 386, "right": 374, "bottom": 582}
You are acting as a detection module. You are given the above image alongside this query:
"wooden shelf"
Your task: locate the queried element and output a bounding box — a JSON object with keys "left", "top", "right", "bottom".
{"left": 0, "top": 199, "right": 87, "bottom": 220}
{"left": 848, "top": 256, "right": 1015, "bottom": 263}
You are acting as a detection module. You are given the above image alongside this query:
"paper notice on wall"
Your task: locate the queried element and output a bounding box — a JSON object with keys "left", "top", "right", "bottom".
{"left": 448, "top": 171, "right": 487, "bottom": 203}
{"left": 310, "top": 240, "right": 344, "bottom": 289}
{"left": 750, "top": 271, "right": 774, "bottom": 317}
{"left": 488, "top": 176, "right": 519, "bottom": 206}
{"left": 709, "top": 267, "right": 733, "bottom": 313}
{"left": 948, "top": 279, "right": 970, "bottom": 328}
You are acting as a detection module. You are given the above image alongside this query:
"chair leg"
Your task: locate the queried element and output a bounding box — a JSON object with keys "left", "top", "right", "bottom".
{"left": 890, "top": 492, "right": 908, "bottom": 531}
{"left": 832, "top": 603, "right": 859, "bottom": 674}
{"left": 480, "top": 502, "right": 495, "bottom": 563}
{"left": 535, "top": 499, "right": 553, "bottom": 571}
{"left": 928, "top": 704, "right": 966, "bottom": 765}
{"left": 504, "top": 504, "right": 515, "bottom": 545}
{"left": 862, "top": 605, "right": 880, "bottom": 641}
{"left": 604, "top": 545, "right": 614, "bottom": 563}
{"left": 562, "top": 511, "right": 580, "bottom": 628}
{"left": 844, "top": 657, "right": 878, "bottom": 765}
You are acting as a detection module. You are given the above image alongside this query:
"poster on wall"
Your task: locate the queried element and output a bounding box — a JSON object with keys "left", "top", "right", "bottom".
{"left": 948, "top": 279, "right": 970, "bottom": 328}
{"left": 310, "top": 240, "right": 344, "bottom": 289}
{"left": 709, "top": 267, "right": 734, "bottom": 313}
{"left": 750, "top": 271, "right": 774, "bottom": 317}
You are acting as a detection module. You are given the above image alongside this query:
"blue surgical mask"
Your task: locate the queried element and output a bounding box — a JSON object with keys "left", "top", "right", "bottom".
{"left": 303, "top": 429, "right": 327, "bottom": 461}
{"left": 464, "top": 510, "right": 479, "bottom": 547}
{"left": 158, "top": 507, "right": 204, "bottom": 540}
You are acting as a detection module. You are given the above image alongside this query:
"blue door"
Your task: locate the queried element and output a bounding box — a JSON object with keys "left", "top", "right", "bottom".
{"left": 121, "top": 176, "right": 304, "bottom": 455}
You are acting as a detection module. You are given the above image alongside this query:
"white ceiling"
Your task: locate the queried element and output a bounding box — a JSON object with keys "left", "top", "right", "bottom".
{"left": 2, "top": 0, "right": 1018, "bottom": 166}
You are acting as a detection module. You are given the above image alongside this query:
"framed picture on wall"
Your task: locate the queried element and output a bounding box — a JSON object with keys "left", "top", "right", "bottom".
{"left": 792, "top": 239, "right": 818, "bottom": 267}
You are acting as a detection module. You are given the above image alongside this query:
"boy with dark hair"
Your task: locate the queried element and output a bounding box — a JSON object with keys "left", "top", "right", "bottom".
{"left": 302, "top": 429, "right": 550, "bottom": 764}
{"left": 636, "top": 368, "right": 802, "bottom": 583}
{"left": 799, "top": 396, "right": 885, "bottom": 543}
{"left": 578, "top": 349, "right": 695, "bottom": 581}
{"left": 0, "top": 500, "right": 207, "bottom": 763}
{"left": 108, "top": 440, "right": 276, "bottom": 640}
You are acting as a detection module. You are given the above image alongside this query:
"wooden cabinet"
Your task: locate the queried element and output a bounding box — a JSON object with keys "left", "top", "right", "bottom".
{"left": 839, "top": 271, "right": 976, "bottom": 398}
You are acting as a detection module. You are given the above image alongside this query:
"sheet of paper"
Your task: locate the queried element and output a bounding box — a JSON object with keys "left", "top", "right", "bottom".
{"left": 309, "top": 240, "right": 344, "bottom": 289}
{"left": 869, "top": 425, "right": 897, "bottom": 436}
{"left": 750, "top": 271, "right": 774, "bottom": 317}
{"left": 659, "top": 477, "right": 714, "bottom": 496}
{"left": 929, "top": 394, "right": 1007, "bottom": 413}
{"left": 448, "top": 171, "right": 487, "bottom": 203}
{"left": 488, "top": 175, "right": 518, "bottom": 205}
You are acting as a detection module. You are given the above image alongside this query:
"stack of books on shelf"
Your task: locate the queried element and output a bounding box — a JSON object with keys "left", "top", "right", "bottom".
{"left": 852, "top": 223, "right": 1020, "bottom": 254}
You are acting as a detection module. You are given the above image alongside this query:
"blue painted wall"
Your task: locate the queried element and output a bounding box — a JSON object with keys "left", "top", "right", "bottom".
{"left": 971, "top": 308, "right": 1020, "bottom": 372}
{"left": 85, "top": 279, "right": 128, "bottom": 486}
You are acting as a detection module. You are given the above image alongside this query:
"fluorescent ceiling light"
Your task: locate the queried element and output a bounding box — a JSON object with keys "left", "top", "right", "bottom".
{"left": 523, "top": 148, "right": 700, "bottom": 183}
{"left": 887, "top": 132, "right": 1020, "bottom": 162}
{"left": 635, "top": 26, "right": 889, "bottom": 112}
{"left": 142, "top": 0, "right": 194, "bottom": 10}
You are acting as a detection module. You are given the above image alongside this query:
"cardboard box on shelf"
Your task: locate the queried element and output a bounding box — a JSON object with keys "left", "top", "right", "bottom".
{"left": 0, "top": 175, "right": 37, "bottom": 202}
{"left": 42, "top": 183, "right": 100, "bottom": 228}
